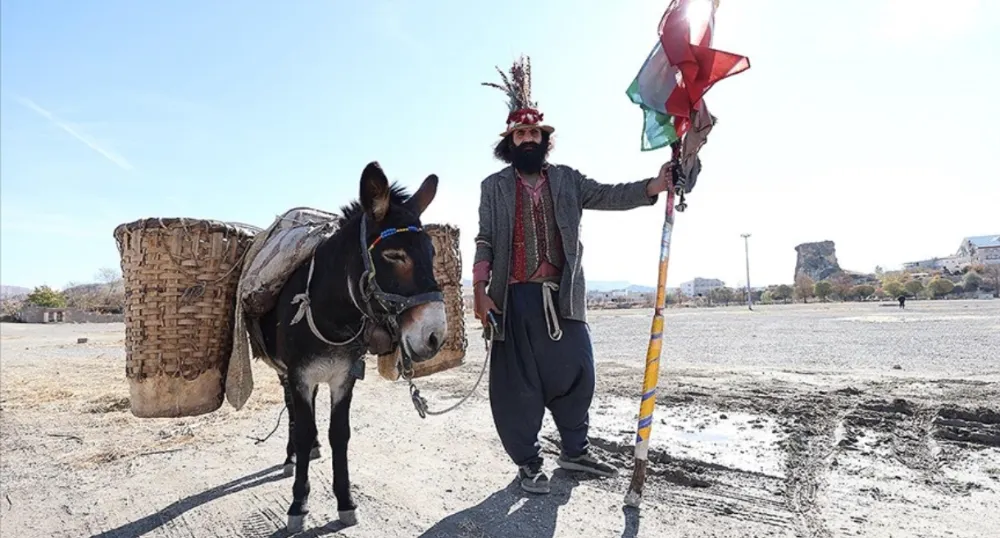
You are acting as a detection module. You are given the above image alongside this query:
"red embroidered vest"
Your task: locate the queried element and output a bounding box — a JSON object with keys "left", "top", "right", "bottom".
{"left": 511, "top": 174, "right": 564, "bottom": 282}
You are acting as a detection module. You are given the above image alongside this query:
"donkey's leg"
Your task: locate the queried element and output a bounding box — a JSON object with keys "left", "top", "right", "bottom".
{"left": 309, "top": 384, "right": 322, "bottom": 460}
{"left": 286, "top": 373, "right": 318, "bottom": 533}
{"left": 281, "top": 374, "right": 296, "bottom": 477}
{"left": 329, "top": 379, "right": 358, "bottom": 526}
{"left": 284, "top": 378, "right": 321, "bottom": 476}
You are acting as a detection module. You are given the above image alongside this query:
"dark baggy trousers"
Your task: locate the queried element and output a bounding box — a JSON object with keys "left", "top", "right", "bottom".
{"left": 489, "top": 282, "right": 596, "bottom": 468}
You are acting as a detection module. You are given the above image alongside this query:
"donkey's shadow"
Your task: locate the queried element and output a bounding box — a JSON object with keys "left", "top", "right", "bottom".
{"left": 418, "top": 469, "right": 582, "bottom": 538}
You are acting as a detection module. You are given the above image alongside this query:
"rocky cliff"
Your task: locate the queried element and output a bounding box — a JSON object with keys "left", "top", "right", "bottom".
{"left": 794, "top": 241, "right": 843, "bottom": 282}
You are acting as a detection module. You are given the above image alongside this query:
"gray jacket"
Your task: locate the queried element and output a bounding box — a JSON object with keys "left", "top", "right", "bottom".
{"left": 474, "top": 163, "right": 660, "bottom": 341}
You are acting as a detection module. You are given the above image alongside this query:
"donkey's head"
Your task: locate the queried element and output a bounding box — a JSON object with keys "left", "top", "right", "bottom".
{"left": 349, "top": 161, "right": 446, "bottom": 363}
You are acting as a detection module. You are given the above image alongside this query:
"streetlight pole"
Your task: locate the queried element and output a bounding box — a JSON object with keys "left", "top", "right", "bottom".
{"left": 741, "top": 233, "right": 753, "bottom": 311}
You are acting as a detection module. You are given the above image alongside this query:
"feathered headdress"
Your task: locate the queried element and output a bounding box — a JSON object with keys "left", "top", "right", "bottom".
{"left": 482, "top": 55, "right": 554, "bottom": 137}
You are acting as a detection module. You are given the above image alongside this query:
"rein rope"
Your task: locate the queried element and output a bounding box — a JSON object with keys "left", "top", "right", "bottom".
{"left": 405, "top": 319, "right": 495, "bottom": 418}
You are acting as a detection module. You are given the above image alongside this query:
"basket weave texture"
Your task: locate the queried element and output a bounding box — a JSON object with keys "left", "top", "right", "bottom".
{"left": 114, "top": 218, "right": 259, "bottom": 418}
{"left": 377, "top": 223, "right": 467, "bottom": 380}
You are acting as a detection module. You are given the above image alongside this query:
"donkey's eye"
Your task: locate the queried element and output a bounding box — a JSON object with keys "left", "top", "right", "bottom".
{"left": 382, "top": 249, "right": 409, "bottom": 264}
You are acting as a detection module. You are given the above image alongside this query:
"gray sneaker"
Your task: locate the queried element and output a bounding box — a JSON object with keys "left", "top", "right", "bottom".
{"left": 518, "top": 464, "right": 551, "bottom": 494}
{"left": 556, "top": 451, "right": 619, "bottom": 478}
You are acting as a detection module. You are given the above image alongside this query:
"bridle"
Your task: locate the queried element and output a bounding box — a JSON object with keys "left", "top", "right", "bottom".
{"left": 288, "top": 212, "right": 492, "bottom": 420}
{"left": 356, "top": 214, "right": 444, "bottom": 375}
{"left": 290, "top": 212, "right": 444, "bottom": 374}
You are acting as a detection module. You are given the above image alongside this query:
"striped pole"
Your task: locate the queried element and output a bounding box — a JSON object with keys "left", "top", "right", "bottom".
{"left": 624, "top": 142, "right": 680, "bottom": 508}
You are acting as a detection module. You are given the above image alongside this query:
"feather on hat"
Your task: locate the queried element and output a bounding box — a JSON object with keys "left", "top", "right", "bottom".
{"left": 482, "top": 55, "right": 554, "bottom": 137}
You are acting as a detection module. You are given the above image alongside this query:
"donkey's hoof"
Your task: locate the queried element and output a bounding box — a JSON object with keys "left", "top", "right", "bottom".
{"left": 287, "top": 514, "right": 306, "bottom": 533}
{"left": 282, "top": 463, "right": 294, "bottom": 478}
{"left": 309, "top": 446, "right": 321, "bottom": 460}
{"left": 338, "top": 509, "right": 358, "bottom": 526}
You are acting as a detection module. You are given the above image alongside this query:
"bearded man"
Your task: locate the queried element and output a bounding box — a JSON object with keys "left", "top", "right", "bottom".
{"left": 474, "top": 56, "right": 671, "bottom": 494}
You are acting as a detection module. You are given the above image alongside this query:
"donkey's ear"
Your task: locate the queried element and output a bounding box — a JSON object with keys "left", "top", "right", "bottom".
{"left": 360, "top": 161, "right": 390, "bottom": 222}
{"left": 406, "top": 174, "right": 438, "bottom": 216}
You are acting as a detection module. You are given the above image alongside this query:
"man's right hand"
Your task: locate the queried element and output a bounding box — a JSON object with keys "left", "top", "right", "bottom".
{"left": 473, "top": 285, "right": 500, "bottom": 328}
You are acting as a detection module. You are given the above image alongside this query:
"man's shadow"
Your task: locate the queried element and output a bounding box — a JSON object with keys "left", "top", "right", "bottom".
{"left": 418, "top": 469, "right": 580, "bottom": 538}
{"left": 89, "top": 465, "right": 286, "bottom": 538}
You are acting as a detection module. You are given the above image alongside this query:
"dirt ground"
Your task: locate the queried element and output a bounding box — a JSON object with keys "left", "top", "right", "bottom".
{"left": 1, "top": 300, "right": 998, "bottom": 538}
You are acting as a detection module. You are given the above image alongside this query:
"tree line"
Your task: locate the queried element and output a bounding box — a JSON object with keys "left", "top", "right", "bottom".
{"left": 777, "top": 264, "right": 999, "bottom": 304}
{"left": 0, "top": 267, "right": 126, "bottom": 318}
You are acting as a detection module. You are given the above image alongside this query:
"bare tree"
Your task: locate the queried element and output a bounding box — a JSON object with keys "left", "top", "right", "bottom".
{"left": 94, "top": 267, "right": 124, "bottom": 311}
{"left": 982, "top": 265, "right": 1000, "bottom": 297}
{"left": 795, "top": 274, "right": 816, "bottom": 303}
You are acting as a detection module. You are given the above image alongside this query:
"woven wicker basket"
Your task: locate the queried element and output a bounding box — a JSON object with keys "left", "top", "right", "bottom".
{"left": 377, "top": 224, "right": 467, "bottom": 380}
{"left": 113, "top": 218, "right": 260, "bottom": 418}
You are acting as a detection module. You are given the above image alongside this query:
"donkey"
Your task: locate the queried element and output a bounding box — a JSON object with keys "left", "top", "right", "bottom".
{"left": 257, "top": 161, "right": 447, "bottom": 532}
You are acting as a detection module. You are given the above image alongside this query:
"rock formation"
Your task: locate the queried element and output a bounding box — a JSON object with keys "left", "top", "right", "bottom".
{"left": 794, "top": 241, "right": 842, "bottom": 282}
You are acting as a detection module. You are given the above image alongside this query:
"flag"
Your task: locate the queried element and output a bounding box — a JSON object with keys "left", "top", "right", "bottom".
{"left": 626, "top": 42, "right": 681, "bottom": 151}
{"left": 659, "top": 0, "right": 749, "bottom": 136}
{"left": 626, "top": 0, "right": 749, "bottom": 149}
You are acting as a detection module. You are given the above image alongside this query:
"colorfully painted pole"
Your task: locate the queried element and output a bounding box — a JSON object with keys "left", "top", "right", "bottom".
{"left": 624, "top": 144, "right": 680, "bottom": 508}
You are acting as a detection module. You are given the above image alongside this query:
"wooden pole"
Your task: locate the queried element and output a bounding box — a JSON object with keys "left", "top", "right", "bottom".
{"left": 624, "top": 142, "right": 681, "bottom": 508}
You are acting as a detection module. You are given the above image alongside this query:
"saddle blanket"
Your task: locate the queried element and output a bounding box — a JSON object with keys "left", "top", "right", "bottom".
{"left": 225, "top": 207, "right": 340, "bottom": 410}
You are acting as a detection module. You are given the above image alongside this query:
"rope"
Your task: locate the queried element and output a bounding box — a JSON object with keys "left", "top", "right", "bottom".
{"left": 290, "top": 254, "right": 367, "bottom": 347}
{"left": 406, "top": 324, "right": 495, "bottom": 418}
{"left": 248, "top": 404, "right": 286, "bottom": 444}
{"left": 541, "top": 281, "right": 563, "bottom": 341}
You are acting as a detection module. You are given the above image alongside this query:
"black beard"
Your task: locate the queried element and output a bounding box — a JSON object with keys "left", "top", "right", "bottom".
{"left": 511, "top": 142, "right": 545, "bottom": 174}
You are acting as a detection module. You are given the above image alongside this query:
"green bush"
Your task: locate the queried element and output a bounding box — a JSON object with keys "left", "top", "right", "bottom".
{"left": 25, "top": 286, "right": 67, "bottom": 308}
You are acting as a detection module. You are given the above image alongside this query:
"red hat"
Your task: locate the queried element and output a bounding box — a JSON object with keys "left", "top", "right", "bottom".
{"left": 482, "top": 55, "right": 555, "bottom": 137}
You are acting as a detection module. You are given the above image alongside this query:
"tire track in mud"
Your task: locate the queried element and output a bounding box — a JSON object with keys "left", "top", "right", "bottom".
{"left": 775, "top": 394, "right": 839, "bottom": 538}
{"left": 592, "top": 376, "right": 1000, "bottom": 538}
{"left": 562, "top": 435, "right": 799, "bottom": 533}
{"left": 841, "top": 397, "right": 999, "bottom": 495}
{"left": 934, "top": 405, "right": 1000, "bottom": 449}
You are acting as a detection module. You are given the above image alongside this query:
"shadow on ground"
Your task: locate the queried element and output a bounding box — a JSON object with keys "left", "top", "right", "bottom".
{"left": 90, "top": 465, "right": 286, "bottom": 538}
{"left": 417, "top": 470, "right": 640, "bottom": 538}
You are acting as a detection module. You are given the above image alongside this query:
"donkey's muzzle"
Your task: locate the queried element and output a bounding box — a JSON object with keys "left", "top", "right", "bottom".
{"left": 401, "top": 301, "right": 448, "bottom": 362}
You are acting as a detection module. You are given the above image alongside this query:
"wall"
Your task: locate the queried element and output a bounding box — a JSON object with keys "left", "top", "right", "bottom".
{"left": 975, "top": 246, "right": 1000, "bottom": 266}
{"left": 17, "top": 305, "right": 124, "bottom": 323}
{"left": 70, "top": 310, "right": 124, "bottom": 323}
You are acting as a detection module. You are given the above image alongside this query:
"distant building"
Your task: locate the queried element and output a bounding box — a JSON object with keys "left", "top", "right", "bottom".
{"left": 586, "top": 289, "right": 655, "bottom": 309}
{"left": 16, "top": 305, "right": 123, "bottom": 324}
{"left": 959, "top": 235, "right": 1000, "bottom": 266}
{"left": 901, "top": 256, "right": 967, "bottom": 273}
{"left": 903, "top": 235, "right": 1000, "bottom": 272}
{"left": 18, "top": 306, "right": 68, "bottom": 323}
{"left": 680, "top": 278, "right": 725, "bottom": 297}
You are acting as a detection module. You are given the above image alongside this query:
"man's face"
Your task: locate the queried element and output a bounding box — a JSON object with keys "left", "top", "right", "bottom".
{"left": 510, "top": 127, "right": 546, "bottom": 174}
{"left": 512, "top": 127, "right": 542, "bottom": 146}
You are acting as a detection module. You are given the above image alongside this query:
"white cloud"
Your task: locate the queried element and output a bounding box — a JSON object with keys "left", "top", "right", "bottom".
{"left": 13, "top": 95, "right": 135, "bottom": 171}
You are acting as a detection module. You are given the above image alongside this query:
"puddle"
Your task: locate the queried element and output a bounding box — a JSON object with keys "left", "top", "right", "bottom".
{"left": 582, "top": 397, "right": 787, "bottom": 477}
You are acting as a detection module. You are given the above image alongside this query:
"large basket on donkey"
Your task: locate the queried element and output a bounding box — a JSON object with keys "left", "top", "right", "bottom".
{"left": 113, "top": 218, "right": 260, "bottom": 418}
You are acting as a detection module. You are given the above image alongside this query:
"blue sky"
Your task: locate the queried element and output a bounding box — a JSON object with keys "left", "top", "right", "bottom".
{"left": 2, "top": 0, "right": 998, "bottom": 291}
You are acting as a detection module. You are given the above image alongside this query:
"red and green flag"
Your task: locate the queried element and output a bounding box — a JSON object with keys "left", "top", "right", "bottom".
{"left": 626, "top": 0, "right": 750, "bottom": 151}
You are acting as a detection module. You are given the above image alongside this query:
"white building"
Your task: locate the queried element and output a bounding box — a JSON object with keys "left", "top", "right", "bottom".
{"left": 959, "top": 235, "right": 1000, "bottom": 266}
{"left": 680, "top": 277, "right": 725, "bottom": 297}
{"left": 902, "top": 256, "right": 967, "bottom": 273}
{"left": 903, "top": 234, "right": 1000, "bottom": 273}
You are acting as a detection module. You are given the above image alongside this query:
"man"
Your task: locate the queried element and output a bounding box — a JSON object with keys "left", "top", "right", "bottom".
{"left": 473, "top": 56, "right": 671, "bottom": 494}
